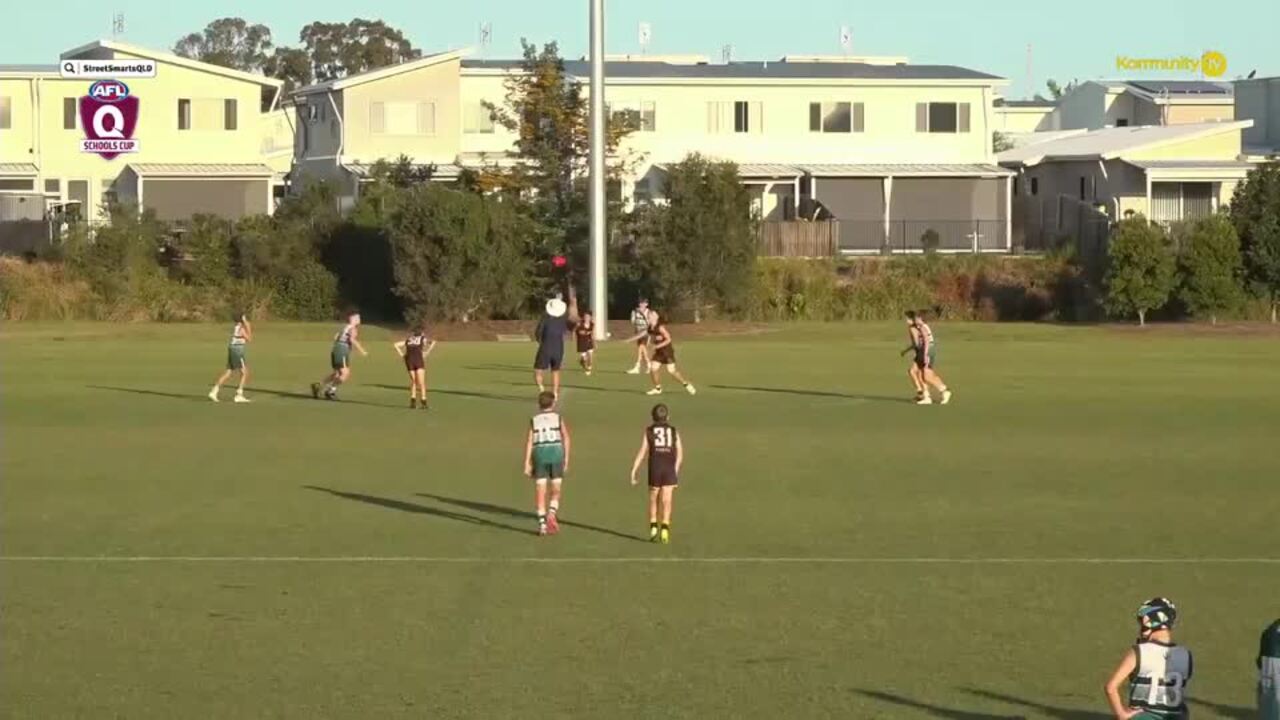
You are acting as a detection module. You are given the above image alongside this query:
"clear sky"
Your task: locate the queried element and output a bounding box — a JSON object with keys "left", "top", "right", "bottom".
{"left": 7, "top": 0, "right": 1278, "bottom": 97}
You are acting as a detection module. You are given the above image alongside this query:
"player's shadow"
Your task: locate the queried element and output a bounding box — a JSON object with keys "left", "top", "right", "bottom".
{"left": 710, "top": 384, "right": 906, "bottom": 403}
{"left": 250, "top": 387, "right": 395, "bottom": 410}
{"left": 303, "top": 486, "right": 533, "bottom": 536}
{"left": 367, "top": 384, "right": 527, "bottom": 403}
{"left": 497, "top": 380, "right": 634, "bottom": 395}
{"left": 88, "top": 385, "right": 208, "bottom": 402}
{"left": 853, "top": 690, "right": 1020, "bottom": 719}
{"left": 1189, "top": 698, "right": 1253, "bottom": 719}
{"left": 415, "top": 491, "right": 645, "bottom": 543}
{"left": 962, "top": 688, "right": 1110, "bottom": 719}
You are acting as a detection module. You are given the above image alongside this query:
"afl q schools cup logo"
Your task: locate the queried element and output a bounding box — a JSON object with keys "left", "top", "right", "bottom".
{"left": 79, "top": 79, "right": 139, "bottom": 160}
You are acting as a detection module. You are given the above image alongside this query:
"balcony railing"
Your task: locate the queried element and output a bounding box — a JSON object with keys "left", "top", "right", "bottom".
{"left": 838, "top": 220, "right": 1008, "bottom": 254}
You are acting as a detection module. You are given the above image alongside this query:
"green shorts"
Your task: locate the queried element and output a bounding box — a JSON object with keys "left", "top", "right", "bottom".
{"left": 531, "top": 461, "right": 564, "bottom": 481}
{"left": 227, "top": 345, "right": 247, "bottom": 371}
{"left": 331, "top": 344, "right": 350, "bottom": 370}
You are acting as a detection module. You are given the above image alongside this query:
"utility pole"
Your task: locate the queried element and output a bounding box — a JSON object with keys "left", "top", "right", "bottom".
{"left": 588, "top": 0, "right": 607, "bottom": 338}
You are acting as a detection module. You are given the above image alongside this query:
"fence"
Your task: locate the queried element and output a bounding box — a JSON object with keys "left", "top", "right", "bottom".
{"left": 0, "top": 194, "right": 54, "bottom": 256}
{"left": 836, "top": 220, "right": 1008, "bottom": 254}
{"left": 758, "top": 220, "right": 839, "bottom": 257}
{"left": 1014, "top": 195, "right": 1110, "bottom": 261}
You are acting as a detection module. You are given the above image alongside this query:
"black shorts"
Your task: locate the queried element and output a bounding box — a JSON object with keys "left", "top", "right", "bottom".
{"left": 577, "top": 338, "right": 595, "bottom": 354}
{"left": 648, "top": 467, "right": 679, "bottom": 488}
{"left": 534, "top": 348, "right": 564, "bottom": 371}
{"left": 652, "top": 345, "right": 676, "bottom": 366}
{"left": 914, "top": 349, "right": 936, "bottom": 370}
{"left": 405, "top": 358, "right": 424, "bottom": 372}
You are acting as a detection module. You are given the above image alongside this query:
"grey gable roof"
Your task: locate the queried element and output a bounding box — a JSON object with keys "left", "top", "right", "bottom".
{"left": 462, "top": 59, "right": 1001, "bottom": 81}
{"left": 0, "top": 64, "right": 59, "bottom": 73}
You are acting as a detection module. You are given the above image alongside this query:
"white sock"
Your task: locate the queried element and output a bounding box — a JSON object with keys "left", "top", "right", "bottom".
{"left": 549, "top": 500, "right": 560, "bottom": 515}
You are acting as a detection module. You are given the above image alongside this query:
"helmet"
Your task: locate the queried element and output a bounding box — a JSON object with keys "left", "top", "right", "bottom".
{"left": 1136, "top": 597, "right": 1177, "bottom": 632}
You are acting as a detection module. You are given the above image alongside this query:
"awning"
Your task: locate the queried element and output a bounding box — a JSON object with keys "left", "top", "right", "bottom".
{"left": 130, "top": 163, "right": 275, "bottom": 177}
{"left": 0, "top": 163, "right": 39, "bottom": 176}
{"left": 343, "top": 162, "right": 463, "bottom": 180}
{"left": 1125, "top": 159, "right": 1255, "bottom": 181}
{"left": 800, "top": 163, "right": 1012, "bottom": 177}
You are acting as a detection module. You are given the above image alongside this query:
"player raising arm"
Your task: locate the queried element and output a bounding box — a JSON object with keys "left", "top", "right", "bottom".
{"left": 630, "top": 403, "right": 683, "bottom": 544}
{"left": 644, "top": 309, "right": 695, "bottom": 396}
{"left": 899, "top": 312, "right": 926, "bottom": 402}
{"left": 524, "top": 391, "right": 571, "bottom": 536}
{"left": 313, "top": 310, "right": 369, "bottom": 401}
{"left": 1103, "top": 598, "right": 1192, "bottom": 720}
{"left": 393, "top": 324, "right": 436, "bottom": 409}
{"left": 209, "top": 312, "right": 252, "bottom": 403}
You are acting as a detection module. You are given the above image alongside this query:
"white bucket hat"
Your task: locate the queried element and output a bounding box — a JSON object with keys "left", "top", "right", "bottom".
{"left": 545, "top": 298, "right": 567, "bottom": 318}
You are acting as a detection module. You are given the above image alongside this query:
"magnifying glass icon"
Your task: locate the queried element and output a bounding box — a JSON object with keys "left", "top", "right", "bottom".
{"left": 62, "top": 61, "right": 76, "bottom": 74}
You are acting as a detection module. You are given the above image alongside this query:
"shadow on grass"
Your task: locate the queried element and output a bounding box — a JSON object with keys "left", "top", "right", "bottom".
{"left": 250, "top": 387, "right": 395, "bottom": 410}
{"left": 853, "top": 690, "right": 1020, "bottom": 719}
{"left": 710, "top": 384, "right": 906, "bottom": 403}
{"left": 415, "top": 491, "right": 645, "bottom": 543}
{"left": 88, "top": 385, "right": 208, "bottom": 402}
{"left": 367, "top": 384, "right": 528, "bottom": 404}
{"left": 303, "top": 486, "right": 533, "bottom": 536}
{"left": 1189, "top": 698, "right": 1253, "bottom": 719}
{"left": 962, "top": 688, "right": 1110, "bottom": 719}
{"left": 499, "top": 380, "right": 637, "bottom": 396}
{"left": 466, "top": 363, "right": 628, "bottom": 377}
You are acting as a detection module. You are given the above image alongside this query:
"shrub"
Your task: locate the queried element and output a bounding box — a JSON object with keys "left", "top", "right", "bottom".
{"left": 920, "top": 228, "right": 941, "bottom": 254}
{"left": 273, "top": 258, "right": 339, "bottom": 321}
{"left": 0, "top": 258, "right": 94, "bottom": 321}
{"left": 1177, "top": 214, "right": 1244, "bottom": 324}
{"left": 1104, "top": 216, "right": 1176, "bottom": 325}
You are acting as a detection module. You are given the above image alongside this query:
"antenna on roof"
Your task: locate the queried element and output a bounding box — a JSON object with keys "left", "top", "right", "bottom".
{"left": 479, "top": 22, "right": 492, "bottom": 55}
{"left": 1025, "top": 43, "right": 1033, "bottom": 100}
{"left": 722, "top": 44, "right": 733, "bottom": 63}
{"left": 638, "top": 22, "right": 652, "bottom": 55}
{"left": 111, "top": 11, "right": 125, "bottom": 38}
{"left": 839, "top": 25, "right": 852, "bottom": 56}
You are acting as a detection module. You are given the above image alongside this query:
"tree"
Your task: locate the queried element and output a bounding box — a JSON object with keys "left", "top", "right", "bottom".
{"left": 388, "top": 184, "right": 532, "bottom": 321}
{"left": 1177, "top": 214, "right": 1243, "bottom": 324}
{"left": 484, "top": 40, "right": 636, "bottom": 296}
{"left": 263, "top": 47, "right": 313, "bottom": 93}
{"left": 1104, "top": 216, "right": 1176, "bottom": 325}
{"left": 1230, "top": 163, "right": 1280, "bottom": 322}
{"left": 1046, "top": 79, "right": 1077, "bottom": 100}
{"left": 992, "top": 131, "right": 1015, "bottom": 153}
{"left": 173, "top": 17, "right": 273, "bottom": 72}
{"left": 632, "top": 154, "right": 757, "bottom": 322}
{"left": 298, "top": 19, "right": 421, "bottom": 82}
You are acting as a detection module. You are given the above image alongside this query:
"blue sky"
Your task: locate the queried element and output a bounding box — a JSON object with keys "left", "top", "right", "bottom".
{"left": 7, "top": 0, "right": 1278, "bottom": 97}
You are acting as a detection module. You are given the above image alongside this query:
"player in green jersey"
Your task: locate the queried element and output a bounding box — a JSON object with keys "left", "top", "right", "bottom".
{"left": 1104, "top": 597, "right": 1192, "bottom": 720}
{"left": 312, "top": 311, "right": 368, "bottom": 401}
{"left": 1260, "top": 618, "right": 1280, "bottom": 720}
{"left": 523, "top": 391, "right": 571, "bottom": 536}
{"left": 209, "top": 313, "right": 252, "bottom": 403}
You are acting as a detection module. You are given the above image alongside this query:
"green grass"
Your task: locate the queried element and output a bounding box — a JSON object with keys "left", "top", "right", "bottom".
{"left": 2, "top": 322, "right": 1275, "bottom": 719}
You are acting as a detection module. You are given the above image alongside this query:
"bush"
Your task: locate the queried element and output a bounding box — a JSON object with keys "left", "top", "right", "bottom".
{"left": 273, "top": 259, "right": 339, "bottom": 321}
{"left": 1104, "top": 216, "right": 1176, "bottom": 325}
{"left": 1177, "top": 214, "right": 1244, "bottom": 324}
{"left": 920, "top": 228, "right": 941, "bottom": 254}
{"left": 0, "top": 258, "right": 94, "bottom": 320}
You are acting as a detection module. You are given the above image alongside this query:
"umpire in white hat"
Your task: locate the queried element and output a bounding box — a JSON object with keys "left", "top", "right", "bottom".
{"left": 534, "top": 295, "right": 569, "bottom": 399}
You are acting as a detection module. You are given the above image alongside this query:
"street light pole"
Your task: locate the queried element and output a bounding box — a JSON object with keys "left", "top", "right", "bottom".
{"left": 588, "top": 0, "right": 608, "bottom": 340}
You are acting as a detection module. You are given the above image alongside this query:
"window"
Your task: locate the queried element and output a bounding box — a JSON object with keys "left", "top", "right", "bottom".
{"left": 464, "top": 103, "right": 495, "bottom": 134}
{"left": 1013, "top": 178, "right": 1019, "bottom": 196}
{"left": 0, "top": 96, "right": 11, "bottom": 130}
{"left": 916, "top": 102, "right": 971, "bottom": 133}
{"left": 1116, "top": 118, "right": 1130, "bottom": 127}
{"left": 371, "top": 101, "right": 435, "bottom": 135}
{"left": 809, "top": 102, "right": 865, "bottom": 133}
{"left": 178, "top": 99, "right": 191, "bottom": 130}
{"left": 0, "top": 179, "right": 34, "bottom": 191}
{"left": 224, "top": 99, "right": 238, "bottom": 130}
{"left": 1030, "top": 177, "right": 1039, "bottom": 196}
{"left": 44, "top": 178, "right": 61, "bottom": 194}
{"left": 1079, "top": 176, "right": 1086, "bottom": 200}
{"left": 63, "top": 97, "right": 77, "bottom": 130}
{"left": 708, "top": 101, "right": 761, "bottom": 133}
{"left": 306, "top": 103, "right": 321, "bottom": 122}
{"left": 608, "top": 101, "right": 657, "bottom": 133}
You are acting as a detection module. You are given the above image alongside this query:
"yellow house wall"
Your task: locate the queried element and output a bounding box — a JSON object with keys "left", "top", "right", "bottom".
{"left": 341, "top": 59, "right": 461, "bottom": 165}
{"left": 1125, "top": 130, "right": 1243, "bottom": 162}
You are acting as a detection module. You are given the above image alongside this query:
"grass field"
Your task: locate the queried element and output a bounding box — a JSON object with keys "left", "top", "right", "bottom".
{"left": 1, "top": 321, "right": 1276, "bottom": 719}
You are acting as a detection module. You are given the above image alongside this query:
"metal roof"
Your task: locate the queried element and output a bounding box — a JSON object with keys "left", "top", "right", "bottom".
{"left": 1126, "top": 80, "right": 1232, "bottom": 96}
{"left": 462, "top": 59, "right": 1001, "bottom": 82}
{"left": 1126, "top": 159, "right": 1257, "bottom": 170}
{"left": 997, "top": 121, "right": 1253, "bottom": 166}
{"left": 0, "top": 64, "right": 58, "bottom": 73}
{"left": 691, "top": 162, "right": 1010, "bottom": 177}
{"left": 994, "top": 98, "right": 1057, "bottom": 108}
{"left": 343, "top": 162, "right": 462, "bottom": 179}
{"left": 61, "top": 40, "right": 281, "bottom": 88}
{"left": 0, "top": 163, "right": 40, "bottom": 176}
{"left": 294, "top": 50, "right": 464, "bottom": 96}
{"left": 130, "top": 163, "right": 275, "bottom": 176}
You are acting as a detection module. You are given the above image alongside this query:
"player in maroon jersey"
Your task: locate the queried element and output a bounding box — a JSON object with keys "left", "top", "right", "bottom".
{"left": 629, "top": 403, "right": 683, "bottom": 543}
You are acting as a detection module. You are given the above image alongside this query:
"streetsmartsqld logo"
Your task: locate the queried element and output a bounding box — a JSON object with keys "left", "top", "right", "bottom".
{"left": 1115, "top": 51, "right": 1228, "bottom": 78}
{"left": 79, "top": 79, "right": 139, "bottom": 160}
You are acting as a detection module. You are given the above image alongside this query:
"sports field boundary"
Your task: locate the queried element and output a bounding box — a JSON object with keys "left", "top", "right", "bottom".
{"left": 2, "top": 556, "right": 1278, "bottom": 564}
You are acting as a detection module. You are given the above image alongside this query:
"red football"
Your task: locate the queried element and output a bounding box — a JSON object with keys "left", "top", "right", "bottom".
{"left": 551, "top": 255, "right": 567, "bottom": 268}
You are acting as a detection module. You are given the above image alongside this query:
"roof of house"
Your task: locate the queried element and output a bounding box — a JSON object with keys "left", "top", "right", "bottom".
{"left": 60, "top": 40, "right": 282, "bottom": 87}
{"left": 1095, "top": 79, "right": 1233, "bottom": 101}
{"left": 997, "top": 120, "right": 1252, "bottom": 166}
{"left": 129, "top": 163, "right": 275, "bottom": 177}
{"left": 0, "top": 163, "right": 40, "bottom": 176}
{"left": 1126, "top": 159, "right": 1257, "bottom": 170}
{"left": 721, "top": 163, "right": 1011, "bottom": 178}
{"left": 343, "top": 162, "right": 463, "bottom": 179}
{"left": 461, "top": 58, "right": 1002, "bottom": 82}
{"left": 294, "top": 50, "right": 465, "bottom": 96}
{"left": 994, "top": 98, "right": 1057, "bottom": 109}
{"left": 0, "top": 64, "right": 59, "bottom": 74}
